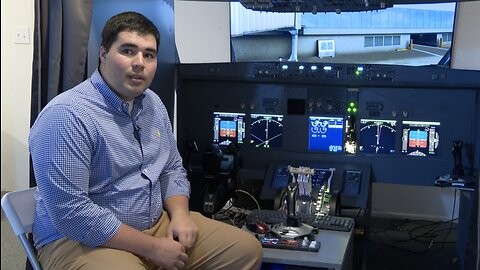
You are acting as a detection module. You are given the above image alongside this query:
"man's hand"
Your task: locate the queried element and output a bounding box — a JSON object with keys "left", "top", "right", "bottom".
{"left": 167, "top": 211, "right": 199, "bottom": 250}
{"left": 147, "top": 237, "right": 188, "bottom": 270}
{"left": 164, "top": 195, "right": 199, "bottom": 250}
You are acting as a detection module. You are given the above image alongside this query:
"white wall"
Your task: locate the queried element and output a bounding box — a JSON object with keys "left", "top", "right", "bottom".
{"left": 174, "top": 1, "right": 230, "bottom": 63}
{"left": 1, "top": 0, "right": 34, "bottom": 191}
{"left": 451, "top": 1, "right": 480, "bottom": 71}
{"left": 2, "top": 0, "right": 478, "bottom": 220}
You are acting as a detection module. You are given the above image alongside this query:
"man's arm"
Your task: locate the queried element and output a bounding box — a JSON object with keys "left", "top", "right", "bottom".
{"left": 164, "top": 194, "right": 190, "bottom": 217}
{"left": 30, "top": 105, "right": 124, "bottom": 247}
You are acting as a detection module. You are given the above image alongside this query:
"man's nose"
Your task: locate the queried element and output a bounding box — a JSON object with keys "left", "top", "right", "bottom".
{"left": 132, "top": 53, "right": 145, "bottom": 68}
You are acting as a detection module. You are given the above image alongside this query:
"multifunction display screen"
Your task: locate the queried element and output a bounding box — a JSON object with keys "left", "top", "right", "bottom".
{"left": 401, "top": 121, "right": 440, "bottom": 156}
{"left": 359, "top": 119, "right": 397, "bottom": 154}
{"left": 250, "top": 113, "right": 284, "bottom": 148}
{"left": 308, "top": 116, "right": 344, "bottom": 152}
{"left": 213, "top": 112, "right": 245, "bottom": 146}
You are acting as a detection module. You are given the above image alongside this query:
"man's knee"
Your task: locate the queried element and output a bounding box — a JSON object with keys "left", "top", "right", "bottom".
{"left": 233, "top": 231, "right": 263, "bottom": 269}
{"left": 248, "top": 237, "right": 264, "bottom": 269}
{"left": 38, "top": 238, "right": 148, "bottom": 270}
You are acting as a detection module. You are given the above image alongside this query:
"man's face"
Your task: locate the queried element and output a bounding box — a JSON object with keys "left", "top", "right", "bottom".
{"left": 99, "top": 31, "right": 157, "bottom": 101}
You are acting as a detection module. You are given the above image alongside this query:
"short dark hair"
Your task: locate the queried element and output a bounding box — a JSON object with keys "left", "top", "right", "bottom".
{"left": 101, "top": 11, "right": 160, "bottom": 51}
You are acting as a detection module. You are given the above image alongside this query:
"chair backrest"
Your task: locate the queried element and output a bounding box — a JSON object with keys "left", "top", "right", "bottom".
{"left": 1, "top": 187, "right": 43, "bottom": 270}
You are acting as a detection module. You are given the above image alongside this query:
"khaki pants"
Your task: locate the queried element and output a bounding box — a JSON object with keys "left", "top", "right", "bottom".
{"left": 38, "top": 212, "right": 263, "bottom": 270}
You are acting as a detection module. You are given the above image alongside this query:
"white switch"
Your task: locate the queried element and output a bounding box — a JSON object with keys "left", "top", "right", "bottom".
{"left": 14, "top": 26, "right": 30, "bottom": 44}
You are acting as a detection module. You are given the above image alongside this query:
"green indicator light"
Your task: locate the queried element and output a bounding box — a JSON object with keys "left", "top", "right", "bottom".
{"left": 350, "top": 102, "right": 355, "bottom": 107}
{"left": 347, "top": 107, "right": 352, "bottom": 112}
{"left": 355, "top": 71, "right": 360, "bottom": 76}
{"left": 353, "top": 107, "right": 357, "bottom": 113}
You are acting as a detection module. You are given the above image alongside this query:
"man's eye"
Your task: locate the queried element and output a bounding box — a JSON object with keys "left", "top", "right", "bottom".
{"left": 145, "top": 53, "right": 157, "bottom": 59}
{"left": 122, "top": 49, "right": 134, "bottom": 55}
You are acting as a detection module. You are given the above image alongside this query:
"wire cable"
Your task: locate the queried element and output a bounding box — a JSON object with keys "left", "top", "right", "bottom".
{"left": 235, "top": 189, "right": 261, "bottom": 210}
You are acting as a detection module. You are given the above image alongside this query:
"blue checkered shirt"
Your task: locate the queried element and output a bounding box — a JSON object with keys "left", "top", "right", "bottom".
{"left": 29, "top": 69, "right": 190, "bottom": 249}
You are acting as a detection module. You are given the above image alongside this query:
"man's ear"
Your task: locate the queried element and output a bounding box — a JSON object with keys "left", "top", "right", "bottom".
{"left": 99, "top": 46, "right": 107, "bottom": 62}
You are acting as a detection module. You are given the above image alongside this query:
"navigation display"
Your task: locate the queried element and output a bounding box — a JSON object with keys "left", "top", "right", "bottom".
{"left": 359, "top": 119, "right": 397, "bottom": 154}
{"left": 213, "top": 112, "right": 246, "bottom": 146}
{"left": 308, "top": 116, "right": 344, "bottom": 152}
{"left": 250, "top": 113, "right": 284, "bottom": 148}
{"left": 401, "top": 121, "right": 440, "bottom": 156}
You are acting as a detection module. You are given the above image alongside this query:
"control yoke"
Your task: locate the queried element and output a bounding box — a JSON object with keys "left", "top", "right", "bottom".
{"left": 200, "top": 143, "right": 240, "bottom": 216}
{"left": 286, "top": 182, "right": 298, "bottom": 221}
{"left": 182, "top": 139, "right": 199, "bottom": 174}
{"left": 271, "top": 166, "right": 315, "bottom": 239}
{"left": 451, "top": 140, "right": 464, "bottom": 179}
{"left": 285, "top": 166, "right": 315, "bottom": 227}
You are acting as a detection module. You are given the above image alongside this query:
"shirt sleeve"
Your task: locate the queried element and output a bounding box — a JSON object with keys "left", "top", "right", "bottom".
{"left": 155, "top": 97, "right": 191, "bottom": 202}
{"left": 29, "top": 104, "right": 121, "bottom": 247}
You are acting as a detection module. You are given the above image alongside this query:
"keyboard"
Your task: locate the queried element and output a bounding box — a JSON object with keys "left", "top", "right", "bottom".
{"left": 304, "top": 215, "right": 354, "bottom": 232}
{"left": 246, "top": 209, "right": 354, "bottom": 232}
{"left": 246, "top": 209, "right": 286, "bottom": 224}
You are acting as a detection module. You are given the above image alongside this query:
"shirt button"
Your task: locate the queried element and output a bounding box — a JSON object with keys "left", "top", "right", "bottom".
{"left": 143, "top": 168, "right": 149, "bottom": 174}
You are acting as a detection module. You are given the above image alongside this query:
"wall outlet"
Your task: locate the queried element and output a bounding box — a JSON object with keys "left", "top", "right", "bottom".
{"left": 14, "top": 26, "right": 30, "bottom": 44}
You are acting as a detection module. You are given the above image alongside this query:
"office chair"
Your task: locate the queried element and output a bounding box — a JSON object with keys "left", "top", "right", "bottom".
{"left": 1, "top": 187, "right": 42, "bottom": 270}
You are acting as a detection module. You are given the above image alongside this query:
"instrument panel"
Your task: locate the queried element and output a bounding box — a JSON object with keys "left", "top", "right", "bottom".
{"left": 176, "top": 62, "right": 480, "bottom": 187}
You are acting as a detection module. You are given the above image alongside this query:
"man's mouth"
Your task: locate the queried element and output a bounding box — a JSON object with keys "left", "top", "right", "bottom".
{"left": 129, "top": 74, "right": 144, "bottom": 83}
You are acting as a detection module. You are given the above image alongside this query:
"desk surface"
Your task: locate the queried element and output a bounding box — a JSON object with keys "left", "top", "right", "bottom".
{"left": 246, "top": 226, "right": 354, "bottom": 270}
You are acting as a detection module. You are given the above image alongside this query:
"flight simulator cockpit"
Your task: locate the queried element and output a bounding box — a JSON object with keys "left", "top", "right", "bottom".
{"left": 175, "top": 59, "right": 478, "bottom": 268}
{"left": 174, "top": 1, "right": 479, "bottom": 268}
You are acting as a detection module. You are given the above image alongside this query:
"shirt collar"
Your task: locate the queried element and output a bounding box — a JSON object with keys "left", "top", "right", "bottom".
{"left": 91, "top": 69, "right": 145, "bottom": 115}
